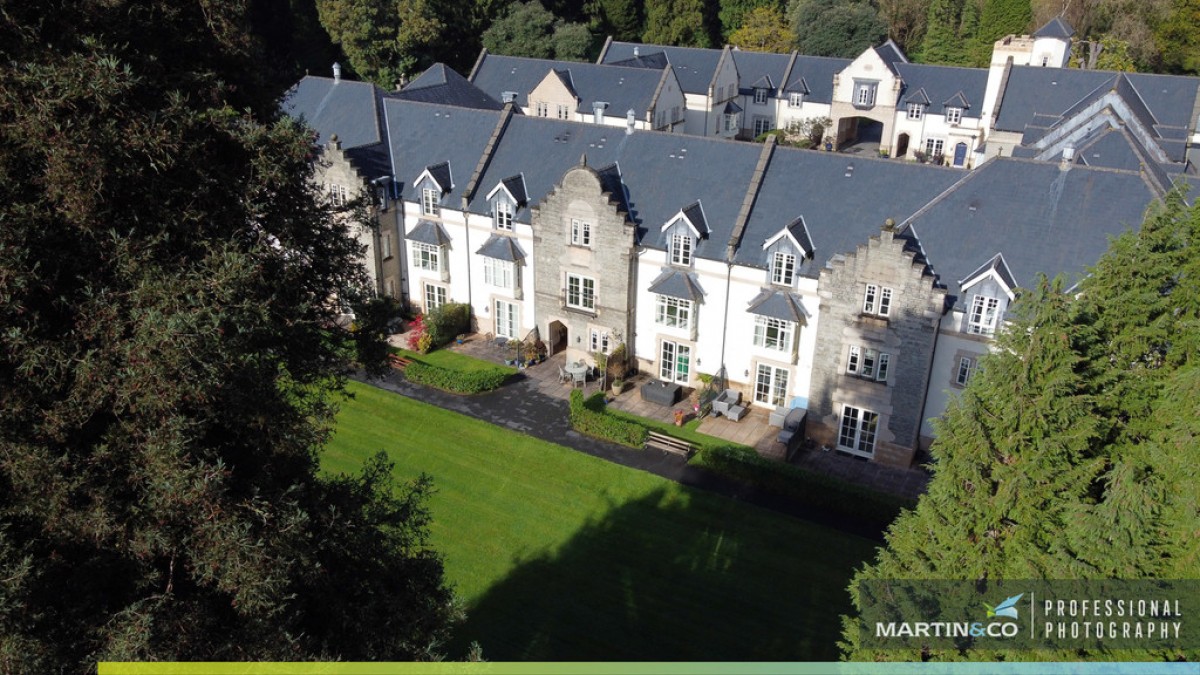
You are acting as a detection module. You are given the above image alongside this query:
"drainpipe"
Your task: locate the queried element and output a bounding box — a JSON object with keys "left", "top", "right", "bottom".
{"left": 718, "top": 261, "right": 733, "bottom": 385}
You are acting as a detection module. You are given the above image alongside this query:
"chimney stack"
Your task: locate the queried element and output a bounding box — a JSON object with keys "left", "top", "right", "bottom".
{"left": 633, "top": 46, "right": 639, "bottom": 57}
{"left": 1060, "top": 146, "right": 1074, "bottom": 171}
{"left": 625, "top": 109, "right": 636, "bottom": 135}
{"left": 332, "top": 62, "right": 342, "bottom": 83}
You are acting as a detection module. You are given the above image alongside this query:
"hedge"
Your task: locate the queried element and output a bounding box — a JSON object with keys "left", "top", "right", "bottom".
{"left": 404, "top": 361, "right": 509, "bottom": 394}
{"left": 568, "top": 390, "right": 648, "bottom": 448}
{"left": 694, "top": 444, "right": 915, "bottom": 530}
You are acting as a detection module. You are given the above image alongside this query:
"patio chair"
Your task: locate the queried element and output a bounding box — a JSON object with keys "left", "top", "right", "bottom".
{"left": 712, "top": 389, "right": 741, "bottom": 417}
{"left": 558, "top": 366, "right": 569, "bottom": 384}
{"left": 571, "top": 370, "right": 587, "bottom": 389}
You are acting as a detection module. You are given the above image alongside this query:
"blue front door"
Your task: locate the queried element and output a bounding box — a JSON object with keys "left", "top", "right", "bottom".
{"left": 953, "top": 142, "right": 968, "bottom": 167}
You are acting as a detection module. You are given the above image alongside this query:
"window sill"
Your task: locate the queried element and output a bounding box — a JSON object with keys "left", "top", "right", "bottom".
{"left": 857, "top": 314, "right": 889, "bottom": 328}
{"left": 563, "top": 305, "right": 598, "bottom": 319}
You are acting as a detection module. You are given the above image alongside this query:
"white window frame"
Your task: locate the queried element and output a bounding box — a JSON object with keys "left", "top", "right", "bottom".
{"left": 946, "top": 107, "right": 962, "bottom": 124}
{"left": 753, "top": 88, "right": 768, "bottom": 105}
{"left": 753, "top": 116, "right": 772, "bottom": 137}
{"left": 846, "top": 346, "right": 889, "bottom": 381}
{"left": 421, "top": 188, "right": 440, "bottom": 216}
{"left": 659, "top": 340, "right": 690, "bottom": 383}
{"left": 968, "top": 295, "right": 1000, "bottom": 336}
{"left": 753, "top": 316, "right": 794, "bottom": 352}
{"left": 670, "top": 233, "right": 693, "bottom": 266}
{"left": 655, "top": 295, "right": 692, "bottom": 330}
{"left": 557, "top": 104, "right": 571, "bottom": 120}
{"left": 424, "top": 284, "right": 446, "bottom": 311}
{"left": 855, "top": 82, "right": 876, "bottom": 107}
{"left": 771, "top": 251, "right": 796, "bottom": 286}
{"left": 483, "top": 257, "right": 514, "bottom": 290}
{"left": 493, "top": 200, "right": 514, "bottom": 230}
{"left": 535, "top": 101, "right": 548, "bottom": 117}
{"left": 906, "top": 103, "right": 924, "bottom": 120}
{"left": 924, "top": 137, "right": 945, "bottom": 157}
{"left": 956, "top": 356, "right": 975, "bottom": 386}
{"left": 566, "top": 273, "right": 595, "bottom": 311}
{"left": 570, "top": 218, "right": 592, "bottom": 247}
{"left": 754, "top": 363, "right": 790, "bottom": 407}
{"left": 838, "top": 405, "right": 878, "bottom": 458}
{"left": 863, "top": 284, "right": 892, "bottom": 316}
{"left": 723, "top": 113, "right": 738, "bottom": 132}
{"left": 788, "top": 93, "right": 803, "bottom": 108}
{"left": 494, "top": 299, "right": 517, "bottom": 339}
{"left": 381, "top": 232, "right": 393, "bottom": 259}
{"left": 328, "top": 183, "right": 349, "bottom": 207}
{"left": 590, "top": 328, "right": 611, "bottom": 354}
{"left": 411, "top": 242, "right": 440, "bottom": 272}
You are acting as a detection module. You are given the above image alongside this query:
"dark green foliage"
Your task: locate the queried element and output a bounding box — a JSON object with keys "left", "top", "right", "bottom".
{"left": 0, "top": 1, "right": 454, "bottom": 669}
{"left": 482, "top": 1, "right": 595, "bottom": 60}
{"left": 719, "top": 0, "right": 781, "bottom": 39}
{"left": 1155, "top": 0, "right": 1200, "bottom": 74}
{"left": 729, "top": 5, "right": 795, "bottom": 52}
{"left": 403, "top": 362, "right": 511, "bottom": 394}
{"left": 841, "top": 189, "right": 1200, "bottom": 661}
{"left": 694, "top": 446, "right": 914, "bottom": 530}
{"left": 591, "top": 0, "right": 645, "bottom": 41}
{"left": 971, "top": 0, "right": 1031, "bottom": 65}
{"left": 424, "top": 302, "right": 472, "bottom": 350}
{"left": 790, "top": 0, "right": 888, "bottom": 58}
{"left": 568, "top": 391, "right": 649, "bottom": 447}
{"left": 918, "top": 0, "right": 976, "bottom": 65}
{"left": 249, "top": 0, "right": 344, "bottom": 89}
{"left": 643, "top": 0, "right": 713, "bottom": 47}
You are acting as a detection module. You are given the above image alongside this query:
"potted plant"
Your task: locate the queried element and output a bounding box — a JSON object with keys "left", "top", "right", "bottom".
{"left": 524, "top": 340, "right": 539, "bottom": 365}
{"left": 611, "top": 377, "right": 624, "bottom": 394}
{"left": 673, "top": 409, "right": 685, "bottom": 426}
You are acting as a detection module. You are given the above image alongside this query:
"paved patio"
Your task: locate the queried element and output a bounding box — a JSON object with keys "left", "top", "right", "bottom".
{"left": 427, "top": 332, "right": 929, "bottom": 501}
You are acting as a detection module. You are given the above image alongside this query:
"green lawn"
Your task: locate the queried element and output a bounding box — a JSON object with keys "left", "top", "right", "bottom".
{"left": 391, "top": 346, "right": 514, "bottom": 375}
{"left": 324, "top": 381, "right": 881, "bottom": 661}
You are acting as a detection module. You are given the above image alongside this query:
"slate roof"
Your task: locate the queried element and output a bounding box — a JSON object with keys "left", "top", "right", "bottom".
{"left": 731, "top": 49, "right": 792, "bottom": 96}
{"left": 395, "top": 63, "right": 504, "bottom": 110}
{"left": 784, "top": 55, "right": 851, "bottom": 103}
{"left": 408, "top": 220, "right": 452, "bottom": 246}
{"left": 382, "top": 99, "right": 505, "bottom": 204}
{"left": 471, "top": 53, "right": 665, "bottom": 117}
{"left": 681, "top": 201, "right": 708, "bottom": 234}
{"left": 1034, "top": 17, "right": 1075, "bottom": 39}
{"left": 894, "top": 63, "right": 988, "bottom": 116}
{"left": 874, "top": 40, "right": 908, "bottom": 74}
{"left": 733, "top": 147, "right": 962, "bottom": 275}
{"left": 899, "top": 158, "right": 1158, "bottom": 308}
{"left": 600, "top": 42, "right": 723, "bottom": 94}
{"left": 607, "top": 51, "right": 671, "bottom": 70}
{"left": 283, "top": 76, "right": 384, "bottom": 149}
{"left": 1073, "top": 127, "right": 1144, "bottom": 172}
{"left": 648, "top": 269, "right": 704, "bottom": 302}
{"left": 746, "top": 288, "right": 808, "bottom": 322}
{"left": 476, "top": 234, "right": 527, "bottom": 261}
{"left": 959, "top": 252, "right": 1017, "bottom": 290}
{"left": 421, "top": 161, "right": 454, "bottom": 192}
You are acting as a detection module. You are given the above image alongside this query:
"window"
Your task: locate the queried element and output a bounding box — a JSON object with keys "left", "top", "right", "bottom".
{"left": 924, "top": 138, "right": 944, "bottom": 157}
{"left": 854, "top": 81, "right": 877, "bottom": 108}
{"left": 494, "top": 300, "right": 517, "bottom": 339}
{"left": 659, "top": 340, "right": 690, "bottom": 383}
{"left": 421, "top": 188, "right": 439, "bottom": 216}
{"left": 328, "top": 183, "right": 349, "bottom": 207}
{"left": 1041, "top": 55, "right": 1050, "bottom": 67}
{"left": 723, "top": 113, "right": 739, "bottom": 132}
{"left": 753, "top": 116, "right": 771, "bottom": 137}
{"left": 771, "top": 251, "right": 796, "bottom": 286}
{"left": 846, "top": 346, "right": 889, "bottom": 381}
{"left": 968, "top": 295, "right": 1000, "bottom": 335}
{"left": 862, "top": 284, "right": 893, "bottom": 316}
{"left": 670, "top": 105, "right": 680, "bottom": 122}
{"left": 655, "top": 295, "right": 692, "bottom": 330}
{"left": 424, "top": 284, "right": 446, "bottom": 311}
{"left": 381, "top": 233, "right": 393, "bottom": 259}
{"left": 753, "top": 316, "right": 794, "bottom": 352}
{"left": 946, "top": 107, "right": 962, "bottom": 124}
{"left": 535, "top": 102, "right": 548, "bottom": 117}
{"left": 483, "top": 257, "right": 514, "bottom": 289}
{"left": 566, "top": 273, "right": 595, "bottom": 311}
{"left": 906, "top": 103, "right": 924, "bottom": 120}
{"left": 570, "top": 218, "right": 591, "bottom": 247}
{"left": 956, "top": 356, "right": 975, "bottom": 386}
{"left": 670, "top": 233, "right": 693, "bottom": 265}
{"left": 788, "top": 93, "right": 803, "bottom": 108}
{"left": 590, "top": 329, "right": 610, "bottom": 354}
{"left": 754, "top": 364, "right": 790, "bottom": 407}
{"left": 753, "top": 88, "right": 768, "bottom": 105}
{"left": 411, "top": 242, "right": 440, "bottom": 272}
{"left": 557, "top": 104, "right": 571, "bottom": 120}
{"left": 838, "top": 405, "right": 878, "bottom": 457}
{"left": 493, "top": 200, "right": 513, "bottom": 230}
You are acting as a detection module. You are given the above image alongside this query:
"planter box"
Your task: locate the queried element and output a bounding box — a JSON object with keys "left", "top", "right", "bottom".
{"left": 640, "top": 381, "right": 681, "bottom": 406}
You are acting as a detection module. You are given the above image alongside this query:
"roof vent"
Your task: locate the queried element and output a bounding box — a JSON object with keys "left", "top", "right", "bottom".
{"left": 634, "top": 46, "right": 640, "bottom": 57}
{"left": 501, "top": 91, "right": 517, "bottom": 104}
{"left": 332, "top": 62, "right": 341, "bottom": 83}
{"left": 1060, "top": 146, "right": 1075, "bottom": 171}
{"left": 626, "top": 109, "right": 636, "bottom": 135}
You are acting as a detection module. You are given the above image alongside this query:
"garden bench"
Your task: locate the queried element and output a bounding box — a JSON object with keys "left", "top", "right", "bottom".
{"left": 388, "top": 354, "right": 413, "bottom": 370}
{"left": 645, "top": 431, "right": 695, "bottom": 459}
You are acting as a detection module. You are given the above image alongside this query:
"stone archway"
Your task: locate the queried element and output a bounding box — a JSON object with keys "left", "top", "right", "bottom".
{"left": 548, "top": 320, "right": 568, "bottom": 356}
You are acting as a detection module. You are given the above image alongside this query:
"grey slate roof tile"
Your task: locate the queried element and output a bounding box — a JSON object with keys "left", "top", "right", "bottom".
{"left": 1034, "top": 17, "right": 1075, "bottom": 39}
{"left": 746, "top": 288, "right": 808, "bottom": 322}
{"left": 894, "top": 63, "right": 988, "bottom": 115}
{"left": 784, "top": 56, "right": 849, "bottom": 103}
{"left": 476, "top": 234, "right": 527, "bottom": 261}
{"left": 408, "top": 220, "right": 452, "bottom": 246}
{"left": 648, "top": 269, "right": 704, "bottom": 302}
{"left": 282, "top": 76, "right": 383, "bottom": 149}
{"left": 472, "top": 53, "right": 664, "bottom": 117}
{"left": 395, "top": 63, "right": 504, "bottom": 110}
{"left": 601, "top": 42, "right": 722, "bottom": 94}
{"left": 382, "top": 99, "right": 505, "bottom": 203}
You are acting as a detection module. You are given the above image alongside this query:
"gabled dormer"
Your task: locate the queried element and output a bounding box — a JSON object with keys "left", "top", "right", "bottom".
{"left": 957, "top": 253, "right": 1016, "bottom": 337}
{"left": 750, "top": 75, "right": 775, "bottom": 105}
{"left": 530, "top": 68, "right": 580, "bottom": 120}
{"left": 414, "top": 162, "right": 453, "bottom": 217}
{"left": 660, "top": 200, "right": 709, "bottom": 266}
{"left": 761, "top": 216, "right": 813, "bottom": 287}
{"left": 485, "top": 174, "right": 528, "bottom": 232}
{"left": 904, "top": 88, "right": 930, "bottom": 120}
{"left": 943, "top": 91, "right": 970, "bottom": 125}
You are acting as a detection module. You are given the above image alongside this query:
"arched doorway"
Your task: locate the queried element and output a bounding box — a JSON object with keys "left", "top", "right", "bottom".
{"left": 835, "top": 116, "right": 885, "bottom": 154}
{"left": 896, "top": 133, "right": 910, "bottom": 158}
{"left": 548, "top": 320, "right": 567, "bottom": 356}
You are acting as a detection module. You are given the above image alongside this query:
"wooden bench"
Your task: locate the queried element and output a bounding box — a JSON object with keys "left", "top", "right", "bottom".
{"left": 388, "top": 354, "right": 413, "bottom": 370}
{"left": 645, "top": 431, "right": 695, "bottom": 459}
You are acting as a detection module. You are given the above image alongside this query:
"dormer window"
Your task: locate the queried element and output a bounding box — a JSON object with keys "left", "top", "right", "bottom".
{"left": 788, "top": 93, "right": 803, "bottom": 108}
{"left": 906, "top": 103, "right": 924, "bottom": 120}
{"left": 421, "top": 188, "right": 440, "bottom": 216}
{"left": 968, "top": 295, "right": 1000, "bottom": 335}
{"left": 946, "top": 107, "right": 962, "bottom": 124}
{"left": 753, "top": 88, "right": 768, "bottom": 105}
{"left": 771, "top": 251, "right": 796, "bottom": 286}
{"left": 670, "top": 233, "right": 693, "bottom": 266}
{"left": 493, "top": 200, "right": 513, "bottom": 230}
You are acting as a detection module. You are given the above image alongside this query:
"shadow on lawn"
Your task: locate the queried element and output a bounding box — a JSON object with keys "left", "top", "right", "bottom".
{"left": 450, "top": 488, "right": 869, "bottom": 661}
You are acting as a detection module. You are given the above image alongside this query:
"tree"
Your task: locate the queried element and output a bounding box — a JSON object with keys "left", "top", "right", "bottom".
{"left": 971, "top": 0, "right": 1032, "bottom": 65}
{"left": 1071, "top": 34, "right": 1137, "bottom": 70}
{"left": 729, "top": 6, "right": 794, "bottom": 52}
{"left": 482, "top": 1, "right": 594, "bottom": 60}
{"left": 643, "top": 0, "right": 713, "bottom": 47}
{"left": 918, "top": 0, "right": 967, "bottom": 64}
{"left": 719, "top": 0, "right": 782, "bottom": 40}
{"left": 877, "top": 0, "right": 934, "bottom": 54}
{"left": 590, "top": 0, "right": 645, "bottom": 42}
{"left": 0, "top": 2, "right": 456, "bottom": 670}
{"left": 1155, "top": 0, "right": 1200, "bottom": 74}
{"left": 790, "top": 0, "right": 888, "bottom": 58}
